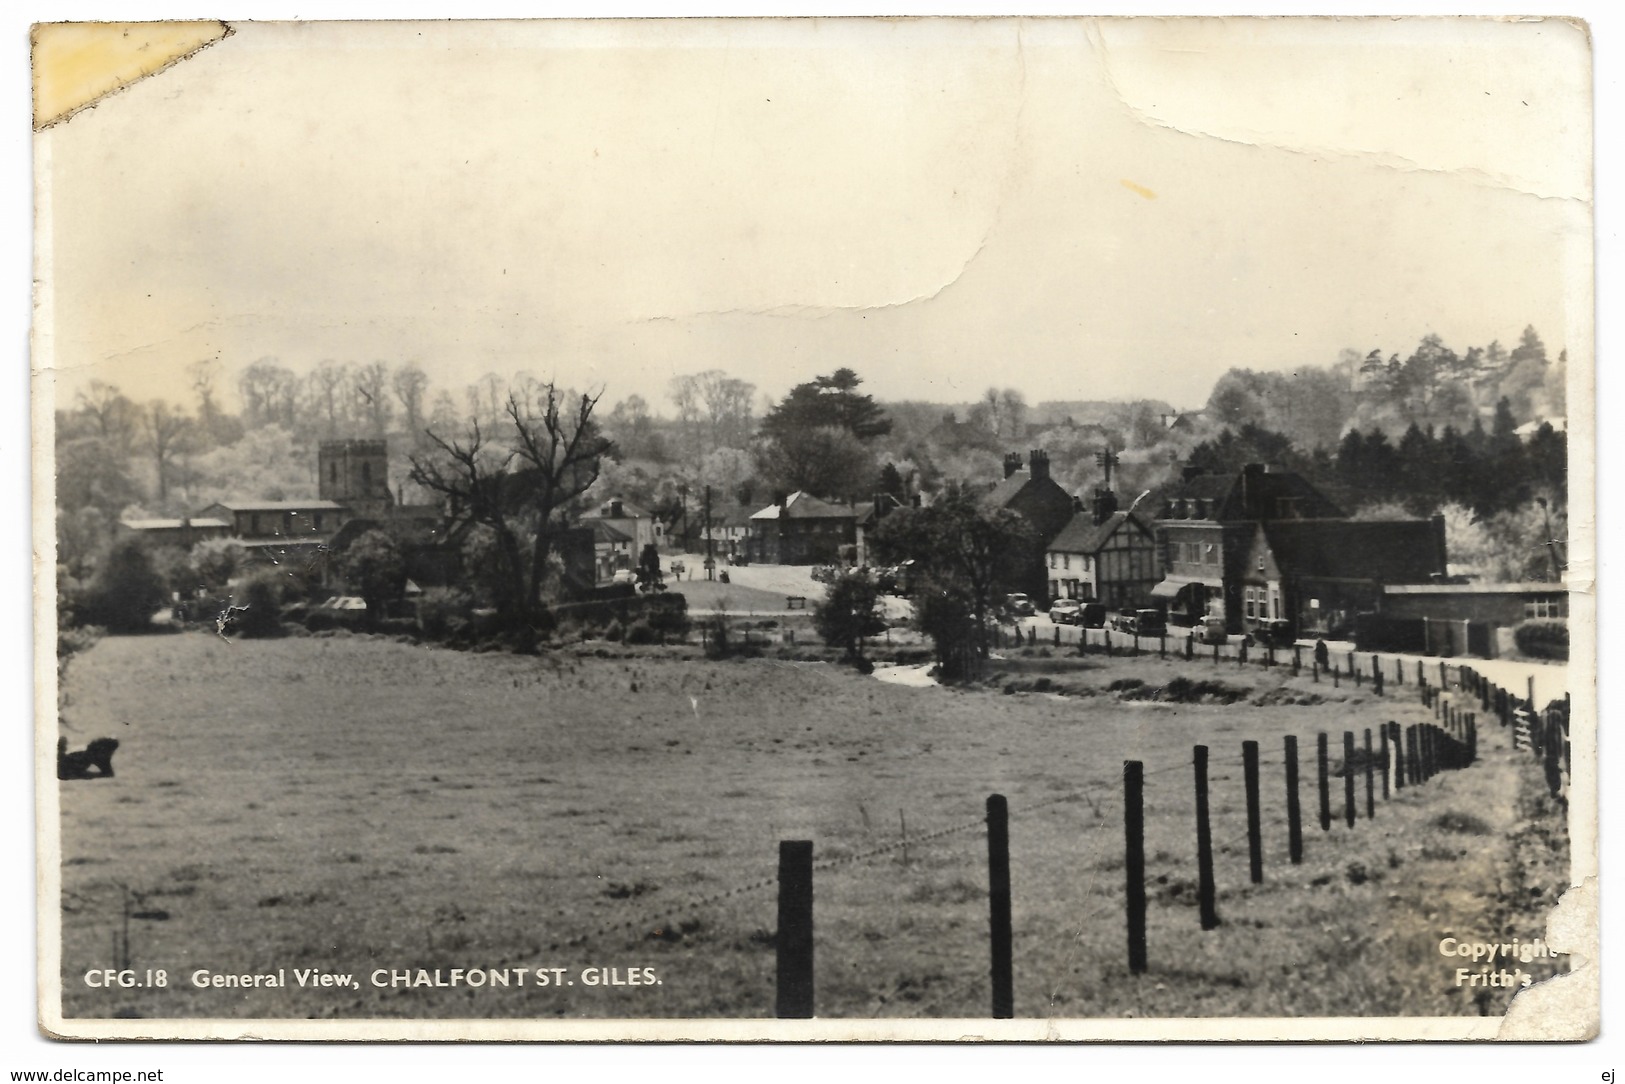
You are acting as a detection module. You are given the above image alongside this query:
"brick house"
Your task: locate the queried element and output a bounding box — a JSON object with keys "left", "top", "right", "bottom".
{"left": 983, "top": 450, "right": 1077, "bottom": 600}
{"left": 1154, "top": 463, "right": 1445, "bottom": 637}
{"left": 748, "top": 491, "right": 858, "bottom": 564}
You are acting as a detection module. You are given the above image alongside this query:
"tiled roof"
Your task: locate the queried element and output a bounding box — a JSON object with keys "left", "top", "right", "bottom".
{"left": 120, "top": 518, "right": 229, "bottom": 531}
{"left": 1047, "top": 510, "right": 1154, "bottom": 554}
{"left": 750, "top": 492, "right": 856, "bottom": 520}
{"left": 1261, "top": 520, "right": 1443, "bottom": 583}
{"left": 205, "top": 499, "right": 345, "bottom": 512}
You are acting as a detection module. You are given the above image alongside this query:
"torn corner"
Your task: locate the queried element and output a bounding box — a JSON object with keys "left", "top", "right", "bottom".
{"left": 1496, "top": 876, "right": 1600, "bottom": 1040}
{"left": 32, "top": 21, "right": 233, "bottom": 131}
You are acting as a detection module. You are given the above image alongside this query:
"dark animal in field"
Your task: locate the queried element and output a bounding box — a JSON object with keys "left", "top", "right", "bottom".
{"left": 58, "top": 737, "right": 119, "bottom": 780}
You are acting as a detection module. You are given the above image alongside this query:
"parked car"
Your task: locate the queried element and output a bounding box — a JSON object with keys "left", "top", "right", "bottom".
{"left": 1111, "top": 608, "right": 1167, "bottom": 637}
{"left": 1079, "top": 602, "right": 1108, "bottom": 628}
{"left": 1049, "top": 598, "right": 1083, "bottom": 624}
{"left": 1252, "top": 619, "right": 1296, "bottom": 648}
{"left": 1193, "top": 614, "right": 1228, "bottom": 645}
{"left": 1004, "top": 593, "right": 1036, "bottom": 617}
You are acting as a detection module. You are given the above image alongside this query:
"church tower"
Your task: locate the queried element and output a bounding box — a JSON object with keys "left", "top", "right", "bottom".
{"left": 318, "top": 439, "right": 393, "bottom": 518}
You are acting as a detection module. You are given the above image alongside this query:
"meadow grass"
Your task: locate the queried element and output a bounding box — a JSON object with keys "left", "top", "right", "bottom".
{"left": 56, "top": 632, "right": 1567, "bottom": 1020}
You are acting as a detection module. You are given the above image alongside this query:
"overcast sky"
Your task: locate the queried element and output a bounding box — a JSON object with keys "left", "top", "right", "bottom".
{"left": 39, "top": 17, "right": 1592, "bottom": 412}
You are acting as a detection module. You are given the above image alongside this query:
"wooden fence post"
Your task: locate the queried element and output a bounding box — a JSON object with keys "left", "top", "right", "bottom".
{"left": 1407, "top": 726, "right": 1421, "bottom": 786}
{"left": 1284, "top": 735, "right": 1303, "bottom": 865}
{"left": 1364, "top": 728, "right": 1376, "bottom": 819}
{"left": 1124, "top": 762, "right": 1147, "bottom": 974}
{"left": 1317, "top": 733, "right": 1331, "bottom": 832}
{"left": 1194, "top": 746, "right": 1219, "bottom": 930}
{"left": 1243, "top": 740, "right": 1263, "bottom": 884}
{"left": 776, "top": 840, "right": 815, "bottom": 1019}
{"left": 1343, "top": 731, "right": 1357, "bottom": 829}
{"left": 1390, "top": 722, "right": 1404, "bottom": 791}
{"left": 986, "top": 795, "right": 1013, "bottom": 1019}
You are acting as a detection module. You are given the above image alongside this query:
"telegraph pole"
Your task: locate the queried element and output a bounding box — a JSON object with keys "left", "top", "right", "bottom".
{"left": 704, "top": 484, "right": 715, "bottom": 580}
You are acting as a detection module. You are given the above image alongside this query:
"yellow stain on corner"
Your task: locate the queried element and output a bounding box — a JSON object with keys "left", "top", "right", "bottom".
{"left": 1119, "top": 179, "right": 1158, "bottom": 200}
{"left": 32, "top": 21, "right": 230, "bottom": 130}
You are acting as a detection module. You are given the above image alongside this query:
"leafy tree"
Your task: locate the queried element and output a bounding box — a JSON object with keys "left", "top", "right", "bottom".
{"left": 141, "top": 399, "right": 194, "bottom": 503}
{"left": 871, "top": 484, "right": 1034, "bottom": 676}
{"left": 754, "top": 426, "right": 874, "bottom": 504}
{"left": 191, "top": 538, "right": 249, "bottom": 591}
{"left": 760, "top": 368, "right": 891, "bottom": 441}
{"left": 78, "top": 539, "right": 168, "bottom": 633}
{"left": 56, "top": 435, "right": 140, "bottom": 519}
{"left": 813, "top": 573, "right": 886, "bottom": 663}
{"left": 342, "top": 529, "right": 409, "bottom": 621}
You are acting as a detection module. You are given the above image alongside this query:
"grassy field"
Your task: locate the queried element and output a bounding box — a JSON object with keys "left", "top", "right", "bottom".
{"left": 55, "top": 630, "right": 1569, "bottom": 1021}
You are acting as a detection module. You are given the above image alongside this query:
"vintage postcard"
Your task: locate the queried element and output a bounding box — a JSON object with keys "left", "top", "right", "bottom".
{"left": 32, "top": 16, "right": 1595, "bottom": 1042}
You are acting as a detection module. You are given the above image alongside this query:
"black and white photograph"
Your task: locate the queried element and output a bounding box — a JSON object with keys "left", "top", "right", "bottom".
{"left": 31, "top": 14, "right": 1596, "bottom": 1044}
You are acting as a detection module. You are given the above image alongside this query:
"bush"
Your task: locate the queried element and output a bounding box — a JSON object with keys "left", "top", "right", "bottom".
{"left": 624, "top": 619, "right": 659, "bottom": 645}
{"left": 235, "top": 575, "right": 287, "bottom": 638}
{"left": 603, "top": 619, "right": 626, "bottom": 643}
{"left": 644, "top": 593, "right": 691, "bottom": 641}
{"left": 1514, "top": 620, "right": 1568, "bottom": 661}
{"left": 416, "top": 588, "right": 474, "bottom": 640}
{"left": 78, "top": 540, "right": 169, "bottom": 633}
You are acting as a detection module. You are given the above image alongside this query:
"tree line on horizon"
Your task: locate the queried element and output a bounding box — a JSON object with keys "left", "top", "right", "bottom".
{"left": 55, "top": 323, "right": 1570, "bottom": 589}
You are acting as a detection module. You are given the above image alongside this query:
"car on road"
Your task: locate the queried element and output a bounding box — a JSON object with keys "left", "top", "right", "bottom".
{"left": 1111, "top": 608, "right": 1167, "bottom": 637}
{"left": 1078, "top": 602, "right": 1108, "bottom": 628}
{"left": 1192, "top": 615, "right": 1228, "bottom": 645}
{"left": 1251, "top": 618, "right": 1296, "bottom": 648}
{"left": 1004, "top": 593, "right": 1036, "bottom": 617}
{"left": 1049, "top": 598, "right": 1083, "bottom": 624}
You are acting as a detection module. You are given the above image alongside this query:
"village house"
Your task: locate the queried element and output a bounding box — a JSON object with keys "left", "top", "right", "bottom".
{"left": 748, "top": 491, "right": 857, "bottom": 565}
{"left": 580, "top": 496, "right": 663, "bottom": 555}
{"left": 1045, "top": 488, "right": 1160, "bottom": 610}
{"left": 983, "top": 450, "right": 1077, "bottom": 600}
{"left": 1154, "top": 463, "right": 1445, "bottom": 638}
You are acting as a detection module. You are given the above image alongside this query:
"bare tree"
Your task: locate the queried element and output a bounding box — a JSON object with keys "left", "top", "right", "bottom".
{"left": 352, "top": 361, "right": 394, "bottom": 436}
{"left": 392, "top": 363, "right": 430, "bottom": 443}
{"left": 188, "top": 358, "right": 223, "bottom": 440}
{"left": 308, "top": 361, "right": 352, "bottom": 438}
{"left": 75, "top": 381, "right": 138, "bottom": 453}
{"left": 410, "top": 380, "right": 612, "bottom": 622}
{"left": 506, "top": 384, "right": 615, "bottom": 614}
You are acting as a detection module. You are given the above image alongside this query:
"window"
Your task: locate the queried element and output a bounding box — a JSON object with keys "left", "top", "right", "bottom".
{"left": 1049, "top": 553, "right": 1057, "bottom": 569}
{"left": 329, "top": 462, "right": 338, "bottom": 484}
{"left": 1257, "top": 555, "right": 1266, "bottom": 573}
{"left": 1524, "top": 594, "right": 1566, "bottom": 620}
{"left": 1244, "top": 588, "right": 1256, "bottom": 619}
{"left": 1063, "top": 554, "right": 1070, "bottom": 570}
{"left": 362, "top": 462, "right": 372, "bottom": 488}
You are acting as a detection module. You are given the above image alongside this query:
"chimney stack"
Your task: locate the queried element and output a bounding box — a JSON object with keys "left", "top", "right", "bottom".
{"left": 1092, "top": 486, "right": 1119, "bottom": 526}
{"left": 1029, "top": 449, "right": 1050, "bottom": 482}
{"left": 610, "top": 498, "right": 624, "bottom": 518}
{"left": 1003, "top": 452, "right": 1023, "bottom": 479}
